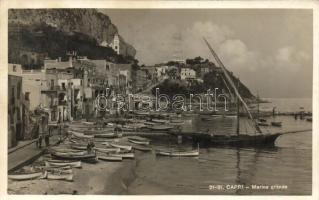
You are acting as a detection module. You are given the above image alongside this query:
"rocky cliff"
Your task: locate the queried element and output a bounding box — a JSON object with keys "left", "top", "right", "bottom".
{"left": 9, "top": 9, "right": 136, "bottom": 57}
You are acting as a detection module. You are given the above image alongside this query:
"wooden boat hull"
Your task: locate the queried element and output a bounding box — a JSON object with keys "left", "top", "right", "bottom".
{"left": 98, "top": 155, "right": 122, "bottom": 162}
{"left": 47, "top": 173, "right": 73, "bottom": 181}
{"left": 45, "top": 160, "right": 82, "bottom": 168}
{"left": 70, "top": 144, "right": 87, "bottom": 150}
{"left": 128, "top": 139, "right": 150, "bottom": 145}
{"left": 156, "top": 150, "right": 199, "bottom": 157}
{"left": 110, "top": 143, "right": 132, "bottom": 151}
{"left": 206, "top": 133, "right": 282, "bottom": 147}
{"left": 133, "top": 145, "right": 152, "bottom": 152}
{"left": 51, "top": 152, "right": 96, "bottom": 161}
{"left": 271, "top": 122, "right": 282, "bottom": 127}
{"left": 94, "top": 147, "right": 121, "bottom": 153}
{"left": 8, "top": 171, "right": 46, "bottom": 181}
{"left": 110, "top": 153, "right": 135, "bottom": 159}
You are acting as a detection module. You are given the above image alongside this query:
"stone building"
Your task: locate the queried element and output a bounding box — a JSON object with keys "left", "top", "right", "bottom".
{"left": 8, "top": 74, "right": 23, "bottom": 148}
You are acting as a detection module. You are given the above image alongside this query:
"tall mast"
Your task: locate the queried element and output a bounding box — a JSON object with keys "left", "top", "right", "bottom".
{"left": 203, "top": 38, "right": 262, "bottom": 133}
{"left": 257, "top": 92, "right": 260, "bottom": 121}
{"left": 236, "top": 78, "right": 240, "bottom": 136}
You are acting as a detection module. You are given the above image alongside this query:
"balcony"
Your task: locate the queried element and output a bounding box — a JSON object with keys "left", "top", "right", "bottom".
{"left": 41, "top": 85, "right": 67, "bottom": 93}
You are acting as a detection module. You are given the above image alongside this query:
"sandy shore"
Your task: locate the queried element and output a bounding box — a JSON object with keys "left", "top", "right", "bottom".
{"left": 8, "top": 158, "right": 137, "bottom": 195}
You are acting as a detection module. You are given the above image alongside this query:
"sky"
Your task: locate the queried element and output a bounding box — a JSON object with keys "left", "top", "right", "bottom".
{"left": 101, "top": 9, "right": 313, "bottom": 98}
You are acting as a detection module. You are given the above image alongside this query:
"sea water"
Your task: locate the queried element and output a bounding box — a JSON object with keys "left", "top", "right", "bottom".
{"left": 127, "top": 98, "right": 312, "bottom": 195}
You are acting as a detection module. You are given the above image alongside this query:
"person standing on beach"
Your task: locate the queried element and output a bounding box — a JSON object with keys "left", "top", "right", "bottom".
{"left": 37, "top": 114, "right": 49, "bottom": 148}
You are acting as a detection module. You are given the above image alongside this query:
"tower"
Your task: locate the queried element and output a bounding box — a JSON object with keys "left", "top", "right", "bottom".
{"left": 112, "top": 34, "right": 120, "bottom": 55}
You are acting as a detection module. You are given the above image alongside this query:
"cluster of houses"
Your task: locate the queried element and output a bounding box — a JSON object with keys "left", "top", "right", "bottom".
{"left": 8, "top": 54, "right": 221, "bottom": 148}
{"left": 8, "top": 52, "right": 137, "bottom": 148}
{"left": 142, "top": 59, "right": 222, "bottom": 85}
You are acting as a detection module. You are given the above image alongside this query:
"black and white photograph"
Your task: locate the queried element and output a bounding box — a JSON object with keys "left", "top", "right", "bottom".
{"left": 2, "top": 0, "right": 318, "bottom": 197}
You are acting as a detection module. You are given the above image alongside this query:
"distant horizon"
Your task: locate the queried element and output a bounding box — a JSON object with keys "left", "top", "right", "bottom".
{"left": 102, "top": 9, "right": 313, "bottom": 98}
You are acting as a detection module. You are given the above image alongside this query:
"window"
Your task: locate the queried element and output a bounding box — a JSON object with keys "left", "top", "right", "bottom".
{"left": 13, "top": 65, "right": 16, "bottom": 72}
{"left": 62, "top": 82, "right": 66, "bottom": 90}
{"left": 50, "top": 79, "right": 54, "bottom": 90}
{"left": 17, "top": 82, "right": 21, "bottom": 99}
{"left": 25, "top": 92, "right": 30, "bottom": 101}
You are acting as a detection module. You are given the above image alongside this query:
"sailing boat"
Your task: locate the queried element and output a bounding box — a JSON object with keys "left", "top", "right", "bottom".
{"left": 203, "top": 38, "right": 282, "bottom": 147}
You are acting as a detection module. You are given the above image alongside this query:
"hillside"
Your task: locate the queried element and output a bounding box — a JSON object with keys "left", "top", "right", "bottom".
{"left": 8, "top": 9, "right": 136, "bottom": 68}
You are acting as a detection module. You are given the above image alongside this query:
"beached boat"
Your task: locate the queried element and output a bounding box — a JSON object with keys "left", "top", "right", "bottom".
{"left": 127, "top": 136, "right": 150, "bottom": 142}
{"left": 170, "top": 119, "right": 184, "bottom": 124}
{"left": 128, "top": 138, "right": 150, "bottom": 145}
{"left": 51, "top": 151, "right": 96, "bottom": 161}
{"left": 156, "top": 149, "right": 199, "bottom": 157}
{"left": 110, "top": 143, "right": 132, "bottom": 151}
{"left": 49, "top": 147, "right": 84, "bottom": 153}
{"left": 94, "top": 133, "right": 118, "bottom": 138}
{"left": 271, "top": 122, "right": 282, "bottom": 127}
{"left": 148, "top": 125, "right": 174, "bottom": 131}
{"left": 151, "top": 119, "right": 169, "bottom": 124}
{"left": 45, "top": 160, "right": 82, "bottom": 168}
{"left": 98, "top": 155, "right": 123, "bottom": 162}
{"left": 8, "top": 171, "right": 47, "bottom": 181}
{"left": 82, "top": 121, "right": 95, "bottom": 125}
{"left": 46, "top": 168, "right": 73, "bottom": 174}
{"left": 110, "top": 153, "right": 135, "bottom": 159}
{"left": 47, "top": 173, "right": 73, "bottom": 181}
{"left": 144, "top": 121, "right": 156, "bottom": 126}
{"left": 94, "top": 147, "right": 121, "bottom": 153}
{"left": 70, "top": 144, "right": 87, "bottom": 150}
{"left": 133, "top": 145, "right": 152, "bottom": 152}
{"left": 69, "top": 130, "right": 94, "bottom": 139}
{"left": 51, "top": 151, "right": 87, "bottom": 156}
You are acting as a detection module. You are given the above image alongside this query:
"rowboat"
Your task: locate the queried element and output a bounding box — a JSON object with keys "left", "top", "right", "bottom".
{"left": 45, "top": 160, "right": 82, "bottom": 168}
{"left": 127, "top": 136, "right": 150, "bottom": 142}
{"left": 69, "top": 130, "right": 94, "bottom": 139}
{"left": 94, "top": 133, "right": 118, "bottom": 138}
{"left": 151, "top": 119, "right": 169, "bottom": 124}
{"left": 144, "top": 121, "right": 156, "bottom": 126}
{"left": 49, "top": 147, "right": 84, "bottom": 153}
{"left": 51, "top": 151, "right": 96, "bottom": 161}
{"left": 82, "top": 121, "right": 95, "bottom": 125}
{"left": 271, "top": 122, "right": 282, "bottom": 127}
{"left": 8, "top": 171, "right": 47, "bottom": 181}
{"left": 47, "top": 173, "right": 73, "bottom": 181}
{"left": 46, "top": 168, "right": 73, "bottom": 174}
{"left": 110, "top": 153, "right": 135, "bottom": 159}
{"left": 128, "top": 139, "right": 150, "bottom": 145}
{"left": 156, "top": 150, "right": 199, "bottom": 157}
{"left": 98, "top": 155, "right": 122, "bottom": 162}
{"left": 110, "top": 143, "right": 132, "bottom": 151}
{"left": 51, "top": 151, "right": 87, "bottom": 156}
{"left": 133, "top": 145, "right": 152, "bottom": 152}
{"left": 94, "top": 147, "right": 121, "bottom": 153}
{"left": 170, "top": 119, "right": 184, "bottom": 124}
{"left": 148, "top": 125, "right": 174, "bottom": 131}
{"left": 70, "top": 144, "right": 87, "bottom": 150}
